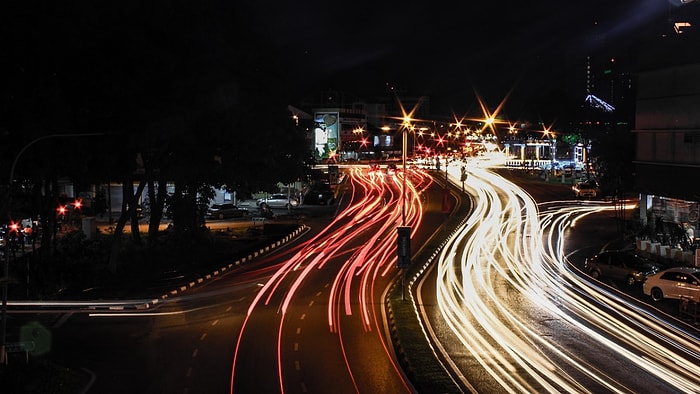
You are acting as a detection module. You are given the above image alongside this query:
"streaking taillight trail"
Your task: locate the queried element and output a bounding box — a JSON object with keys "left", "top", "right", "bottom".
{"left": 231, "top": 165, "right": 430, "bottom": 393}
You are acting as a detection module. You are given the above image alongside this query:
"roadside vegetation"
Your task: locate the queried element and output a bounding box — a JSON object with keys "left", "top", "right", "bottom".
{"left": 7, "top": 222, "right": 299, "bottom": 301}
{"left": 1, "top": 4, "right": 311, "bottom": 287}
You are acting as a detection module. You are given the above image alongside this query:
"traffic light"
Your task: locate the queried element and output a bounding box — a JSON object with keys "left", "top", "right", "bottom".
{"left": 73, "top": 199, "right": 82, "bottom": 210}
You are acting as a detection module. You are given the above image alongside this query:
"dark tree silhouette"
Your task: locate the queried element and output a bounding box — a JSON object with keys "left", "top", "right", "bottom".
{"left": 0, "top": 2, "right": 309, "bottom": 273}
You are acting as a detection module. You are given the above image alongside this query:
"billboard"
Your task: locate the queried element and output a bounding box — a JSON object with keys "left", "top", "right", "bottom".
{"left": 314, "top": 112, "right": 339, "bottom": 159}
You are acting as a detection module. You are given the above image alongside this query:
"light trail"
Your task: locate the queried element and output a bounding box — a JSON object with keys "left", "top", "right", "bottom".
{"left": 231, "top": 165, "right": 430, "bottom": 393}
{"left": 425, "top": 155, "right": 700, "bottom": 393}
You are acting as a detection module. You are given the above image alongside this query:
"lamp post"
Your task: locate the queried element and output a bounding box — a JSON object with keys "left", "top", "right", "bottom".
{"left": 397, "top": 120, "right": 412, "bottom": 301}
{"left": 402, "top": 126, "right": 407, "bottom": 226}
{"left": 1, "top": 132, "right": 103, "bottom": 364}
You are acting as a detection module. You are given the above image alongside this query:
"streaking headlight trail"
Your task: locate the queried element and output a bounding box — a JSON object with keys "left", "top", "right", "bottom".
{"left": 425, "top": 155, "right": 700, "bottom": 393}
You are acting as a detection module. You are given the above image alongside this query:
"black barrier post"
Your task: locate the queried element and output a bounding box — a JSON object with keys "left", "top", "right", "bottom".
{"left": 397, "top": 226, "right": 411, "bottom": 300}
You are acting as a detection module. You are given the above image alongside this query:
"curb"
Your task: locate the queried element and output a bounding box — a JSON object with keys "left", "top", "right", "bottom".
{"left": 146, "top": 224, "right": 310, "bottom": 309}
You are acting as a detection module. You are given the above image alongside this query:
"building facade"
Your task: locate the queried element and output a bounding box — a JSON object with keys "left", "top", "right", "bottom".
{"left": 634, "top": 63, "right": 700, "bottom": 241}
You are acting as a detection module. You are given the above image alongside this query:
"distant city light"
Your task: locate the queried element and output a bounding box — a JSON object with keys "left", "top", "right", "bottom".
{"left": 585, "top": 94, "right": 615, "bottom": 113}
{"left": 674, "top": 21, "right": 692, "bottom": 34}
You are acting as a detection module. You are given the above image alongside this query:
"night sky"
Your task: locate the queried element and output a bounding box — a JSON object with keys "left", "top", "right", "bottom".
{"left": 241, "top": 1, "right": 672, "bottom": 111}
{"left": 0, "top": 1, "right": 694, "bottom": 124}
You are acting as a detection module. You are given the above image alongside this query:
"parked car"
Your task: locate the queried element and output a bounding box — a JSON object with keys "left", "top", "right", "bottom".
{"left": 257, "top": 194, "right": 299, "bottom": 209}
{"left": 572, "top": 181, "right": 599, "bottom": 198}
{"left": 585, "top": 249, "right": 662, "bottom": 286}
{"left": 643, "top": 267, "right": 700, "bottom": 302}
{"left": 206, "top": 203, "right": 248, "bottom": 219}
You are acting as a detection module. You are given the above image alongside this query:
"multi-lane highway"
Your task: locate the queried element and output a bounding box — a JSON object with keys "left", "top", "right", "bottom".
{"left": 230, "top": 166, "right": 446, "bottom": 393}
{"left": 7, "top": 158, "right": 700, "bottom": 393}
{"left": 4, "top": 164, "right": 450, "bottom": 393}
{"left": 415, "top": 156, "right": 700, "bottom": 393}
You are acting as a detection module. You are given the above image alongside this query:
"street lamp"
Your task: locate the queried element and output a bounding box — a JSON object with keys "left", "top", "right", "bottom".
{"left": 393, "top": 97, "right": 423, "bottom": 300}
{"left": 401, "top": 118, "right": 411, "bottom": 226}
{"left": 397, "top": 116, "right": 413, "bottom": 301}
{"left": 1, "top": 132, "right": 103, "bottom": 364}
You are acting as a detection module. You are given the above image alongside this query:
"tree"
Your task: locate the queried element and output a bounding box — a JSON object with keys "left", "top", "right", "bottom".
{"left": 593, "top": 126, "right": 635, "bottom": 197}
{"left": 1, "top": 2, "right": 310, "bottom": 272}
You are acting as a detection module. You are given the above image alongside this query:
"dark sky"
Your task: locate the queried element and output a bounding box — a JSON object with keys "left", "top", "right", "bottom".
{"left": 238, "top": 0, "right": 679, "bottom": 115}
{"left": 1, "top": 0, "right": 695, "bottom": 125}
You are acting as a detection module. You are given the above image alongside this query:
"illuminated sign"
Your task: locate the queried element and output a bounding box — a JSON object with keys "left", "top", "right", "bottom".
{"left": 314, "top": 112, "right": 339, "bottom": 159}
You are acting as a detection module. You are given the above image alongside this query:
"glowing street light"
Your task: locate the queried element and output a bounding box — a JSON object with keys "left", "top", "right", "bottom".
{"left": 400, "top": 119, "right": 411, "bottom": 226}
{"left": 395, "top": 99, "right": 424, "bottom": 300}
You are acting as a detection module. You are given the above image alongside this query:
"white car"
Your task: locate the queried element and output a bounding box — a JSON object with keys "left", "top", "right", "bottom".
{"left": 643, "top": 266, "right": 700, "bottom": 302}
{"left": 257, "top": 194, "right": 299, "bottom": 209}
{"left": 572, "top": 181, "right": 599, "bottom": 198}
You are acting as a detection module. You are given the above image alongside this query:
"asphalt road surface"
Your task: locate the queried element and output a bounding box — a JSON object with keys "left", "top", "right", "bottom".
{"left": 416, "top": 158, "right": 700, "bottom": 393}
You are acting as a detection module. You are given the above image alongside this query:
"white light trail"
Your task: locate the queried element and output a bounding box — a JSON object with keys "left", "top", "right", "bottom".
{"left": 428, "top": 156, "right": 700, "bottom": 393}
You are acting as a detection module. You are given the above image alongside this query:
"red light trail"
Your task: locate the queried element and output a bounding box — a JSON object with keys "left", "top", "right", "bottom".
{"left": 231, "top": 165, "right": 432, "bottom": 393}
